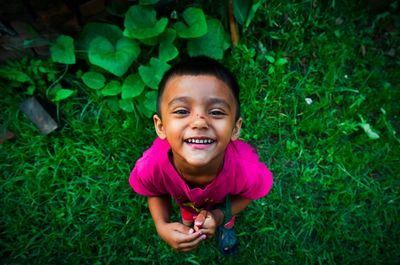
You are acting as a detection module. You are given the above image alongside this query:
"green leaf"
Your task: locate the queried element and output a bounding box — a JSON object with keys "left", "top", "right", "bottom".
{"left": 82, "top": 71, "right": 106, "bottom": 89}
{"left": 53, "top": 89, "right": 75, "bottom": 101}
{"left": 50, "top": 35, "right": 76, "bottom": 64}
{"left": 139, "top": 58, "right": 171, "bottom": 89}
{"left": 139, "top": 36, "right": 159, "bottom": 46}
{"left": 139, "top": 0, "right": 159, "bottom": 4}
{"left": 159, "top": 29, "right": 178, "bottom": 61}
{"left": 266, "top": 55, "right": 275, "bottom": 63}
{"left": 77, "top": 23, "right": 122, "bottom": 51}
{"left": 244, "top": 0, "right": 262, "bottom": 30}
{"left": 144, "top": 91, "right": 157, "bottom": 112}
{"left": 105, "top": 97, "right": 119, "bottom": 112}
{"left": 275, "top": 58, "right": 288, "bottom": 66}
{"left": 187, "top": 19, "right": 230, "bottom": 60}
{"left": 0, "top": 67, "right": 33, "bottom": 83}
{"left": 119, "top": 98, "right": 135, "bottom": 112}
{"left": 233, "top": 0, "right": 251, "bottom": 25}
{"left": 268, "top": 66, "right": 275, "bottom": 75}
{"left": 122, "top": 73, "right": 146, "bottom": 99}
{"left": 137, "top": 90, "right": 157, "bottom": 117}
{"left": 27, "top": 85, "right": 35, "bottom": 95}
{"left": 101, "top": 80, "right": 122, "bottom": 96}
{"left": 159, "top": 28, "right": 176, "bottom": 43}
{"left": 123, "top": 5, "right": 168, "bottom": 39}
{"left": 89, "top": 36, "right": 140, "bottom": 77}
{"left": 159, "top": 42, "right": 179, "bottom": 62}
{"left": 173, "top": 8, "right": 207, "bottom": 38}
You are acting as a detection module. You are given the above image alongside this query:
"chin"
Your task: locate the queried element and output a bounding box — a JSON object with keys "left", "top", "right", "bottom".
{"left": 186, "top": 159, "right": 211, "bottom": 168}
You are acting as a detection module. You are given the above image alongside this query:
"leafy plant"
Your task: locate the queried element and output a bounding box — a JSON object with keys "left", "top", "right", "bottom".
{"left": 0, "top": 57, "right": 75, "bottom": 102}
{"left": 49, "top": 1, "right": 232, "bottom": 117}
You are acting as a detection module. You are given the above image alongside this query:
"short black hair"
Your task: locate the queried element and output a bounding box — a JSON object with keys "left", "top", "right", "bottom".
{"left": 156, "top": 56, "right": 241, "bottom": 120}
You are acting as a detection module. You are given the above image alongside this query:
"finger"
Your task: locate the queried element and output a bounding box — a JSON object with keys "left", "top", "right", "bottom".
{"left": 194, "top": 210, "right": 207, "bottom": 229}
{"left": 172, "top": 222, "right": 193, "bottom": 234}
{"left": 198, "top": 228, "right": 215, "bottom": 239}
{"left": 177, "top": 234, "right": 207, "bottom": 252}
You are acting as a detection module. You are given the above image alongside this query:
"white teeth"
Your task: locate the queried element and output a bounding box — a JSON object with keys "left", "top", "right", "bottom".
{"left": 186, "top": 138, "right": 214, "bottom": 144}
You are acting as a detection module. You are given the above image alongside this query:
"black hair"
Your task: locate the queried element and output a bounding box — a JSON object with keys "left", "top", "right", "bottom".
{"left": 156, "top": 56, "right": 241, "bottom": 120}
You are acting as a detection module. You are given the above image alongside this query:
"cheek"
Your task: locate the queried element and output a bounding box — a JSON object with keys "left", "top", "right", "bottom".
{"left": 214, "top": 121, "right": 235, "bottom": 137}
{"left": 164, "top": 119, "right": 184, "bottom": 134}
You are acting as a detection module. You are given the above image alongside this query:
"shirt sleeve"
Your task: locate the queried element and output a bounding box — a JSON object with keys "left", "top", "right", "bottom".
{"left": 231, "top": 140, "right": 273, "bottom": 200}
{"left": 129, "top": 138, "right": 169, "bottom": 196}
{"left": 239, "top": 161, "right": 273, "bottom": 200}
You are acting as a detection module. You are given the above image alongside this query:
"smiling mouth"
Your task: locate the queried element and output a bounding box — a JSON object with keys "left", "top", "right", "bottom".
{"left": 184, "top": 138, "right": 215, "bottom": 144}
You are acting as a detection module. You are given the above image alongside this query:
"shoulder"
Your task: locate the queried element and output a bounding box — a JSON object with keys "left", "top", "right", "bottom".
{"left": 129, "top": 137, "right": 172, "bottom": 196}
{"left": 133, "top": 137, "right": 172, "bottom": 178}
{"left": 136, "top": 137, "right": 170, "bottom": 168}
{"left": 226, "top": 139, "right": 259, "bottom": 162}
{"left": 226, "top": 139, "right": 273, "bottom": 199}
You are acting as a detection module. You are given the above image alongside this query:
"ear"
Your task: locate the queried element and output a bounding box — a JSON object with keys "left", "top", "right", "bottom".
{"left": 153, "top": 114, "right": 167, "bottom": 139}
{"left": 231, "top": 117, "right": 242, "bottom": 141}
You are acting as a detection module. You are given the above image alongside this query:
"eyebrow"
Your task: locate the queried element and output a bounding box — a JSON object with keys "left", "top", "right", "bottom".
{"left": 207, "top": 97, "right": 231, "bottom": 110}
{"left": 167, "top": 96, "right": 191, "bottom": 108}
{"left": 167, "top": 96, "right": 231, "bottom": 110}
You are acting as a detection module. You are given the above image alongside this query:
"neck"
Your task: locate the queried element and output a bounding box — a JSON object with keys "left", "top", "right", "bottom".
{"left": 172, "top": 154, "right": 224, "bottom": 188}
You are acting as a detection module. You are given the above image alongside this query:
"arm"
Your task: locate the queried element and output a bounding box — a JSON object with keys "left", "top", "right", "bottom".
{"left": 147, "top": 196, "right": 206, "bottom": 252}
{"left": 194, "top": 195, "right": 252, "bottom": 237}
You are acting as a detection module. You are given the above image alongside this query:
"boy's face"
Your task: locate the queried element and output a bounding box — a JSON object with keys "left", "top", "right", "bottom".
{"left": 153, "top": 74, "right": 242, "bottom": 171}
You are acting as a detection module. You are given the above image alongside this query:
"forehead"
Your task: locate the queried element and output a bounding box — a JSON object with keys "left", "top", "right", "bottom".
{"left": 161, "top": 74, "right": 236, "bottom": 106}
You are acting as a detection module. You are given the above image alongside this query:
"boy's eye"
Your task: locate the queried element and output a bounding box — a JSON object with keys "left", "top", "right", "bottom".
{"left": 209, "top": 110, "right": 226, "bottom": 116}
{"left": 173, "top": 109, "right": 189, "bottom": 115}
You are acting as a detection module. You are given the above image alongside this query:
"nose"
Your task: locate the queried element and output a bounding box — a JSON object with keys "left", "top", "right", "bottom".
{"left": 191, "top": 113, "right": 208, "bottom": 129}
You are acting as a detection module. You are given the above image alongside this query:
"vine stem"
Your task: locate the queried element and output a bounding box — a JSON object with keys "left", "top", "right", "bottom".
{"left": 47, "top": 64, "right": 69, "bottom": 95}
{"left": 228, "top": 0, "right": 239, "bottom": 47}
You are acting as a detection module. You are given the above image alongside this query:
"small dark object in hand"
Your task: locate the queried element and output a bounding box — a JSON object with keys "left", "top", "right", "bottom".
{"left": 20, "top": 97, "right": 58, "bottom": 135}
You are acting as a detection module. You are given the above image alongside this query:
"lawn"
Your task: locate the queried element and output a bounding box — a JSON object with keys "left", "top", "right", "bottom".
{"left": 1, "top": 1, "right": 399, "bottom": 264}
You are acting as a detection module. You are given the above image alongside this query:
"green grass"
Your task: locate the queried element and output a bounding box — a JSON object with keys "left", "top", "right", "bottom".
{"left": 1, "top": 1, "right": 399, "bottom": 264}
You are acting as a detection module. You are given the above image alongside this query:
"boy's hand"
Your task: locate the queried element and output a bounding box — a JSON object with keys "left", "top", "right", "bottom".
{"left": 157, "top": 222, "right": 207, "bottom": 252}
{"left": 194, "top": 209, "right": 224, "bottom": 238}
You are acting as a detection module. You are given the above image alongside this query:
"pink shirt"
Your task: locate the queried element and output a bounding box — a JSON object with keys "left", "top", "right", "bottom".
{"left": 129, "top": 138, "right": 273, "bottom": 213}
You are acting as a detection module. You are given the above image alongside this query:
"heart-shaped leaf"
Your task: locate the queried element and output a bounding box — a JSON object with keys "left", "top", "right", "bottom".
{"left": 53, "top": 89, "right": 75, "bottom": 101}
{"left": 82, "top": 71, "right": 106, "bottom": 89}
{"left": 159, "top": 42, "right": 179, "bottom": 62}
{"left": 102, "top": 80, "right": 122, "bottom": 96}
{"left": 144, "top": 91, "right": 157, "bottom": 112}
{"left": 159, "top": 29, "right": 178, "bottom": 62}
{"left": 159, "top": 28, "right": 176, "bottom": 43}
{"left": 187, "top": 19, "right": 230, "bottom": 60}
{"left": 77, "top": 23, "right": 122, "bottom": 51}
{"left": 89, "top": 36, "right": 140, "bottom": 77}
{"left": 137, "top": 91, "right": 156, "bottom": 117}
{"left": 105, "top": 97, "right": 120, "bottom": 112}
{"left": 139, "top": 58, "right": 171, "bottom": 89}
{"left": 139, "top": 36, "right": 159, "bottom": 46}
{"left": 124, "top": 5, "right": 168, "bottom": 39}
{"left": 50, "top": 35, "right": 76, "bottom": 64}
{"left": 119, "top": 98, "right": 135, "bottom": 112}
{"left": 122, "top": 73, "right": 146, "bottom": 99}
{"left": 173, "top": 8, "right": 207, "bottom": 38}
{"left": 48, "top": 83, "right": 75, "bottom": 101}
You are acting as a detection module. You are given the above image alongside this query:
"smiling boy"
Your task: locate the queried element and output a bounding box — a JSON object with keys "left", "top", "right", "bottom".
{"left": 129, "top": 56, "right": 273, "bottom": 254}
